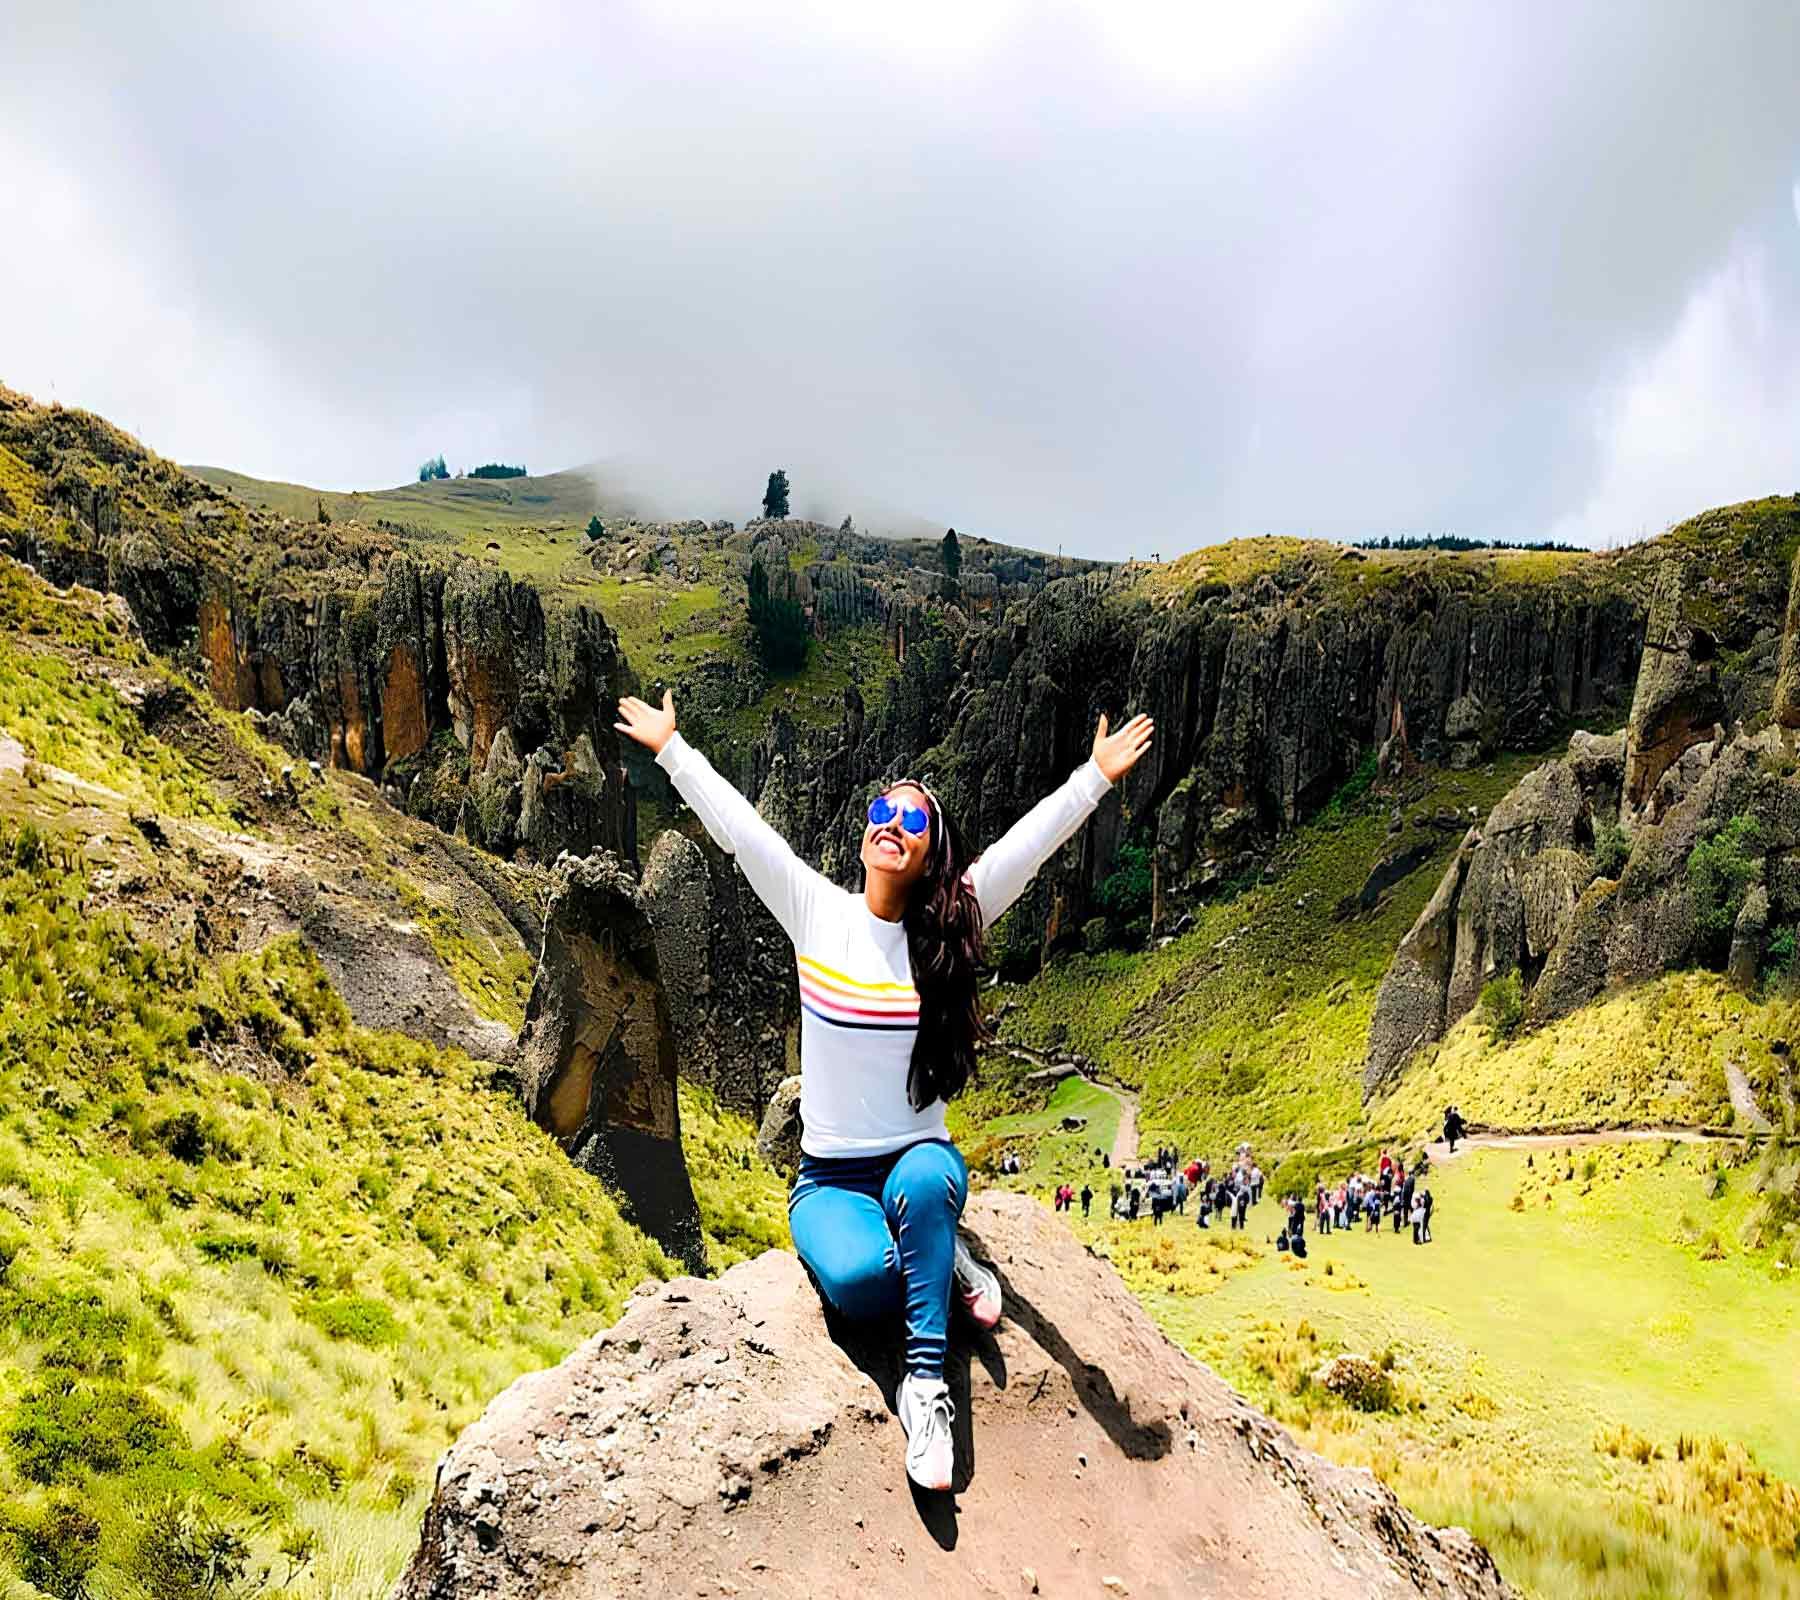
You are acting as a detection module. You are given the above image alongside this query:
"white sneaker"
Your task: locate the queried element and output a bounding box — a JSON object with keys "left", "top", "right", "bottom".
{"left": 897, "top": 1374, "right": 955, "bottom": 1491}
{"left": 952, "top": 1237, "right": 1002, "bottom": 1330}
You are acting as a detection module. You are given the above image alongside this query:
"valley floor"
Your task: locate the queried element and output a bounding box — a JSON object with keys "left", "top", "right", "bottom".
{"left": 1034, "top": 1138, "right": 1800, "bottom": 1599}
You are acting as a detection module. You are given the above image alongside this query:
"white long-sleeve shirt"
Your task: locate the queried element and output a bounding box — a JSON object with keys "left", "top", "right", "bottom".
{"left": 654, "top": 731, "right": 1113, "bottom": 1157}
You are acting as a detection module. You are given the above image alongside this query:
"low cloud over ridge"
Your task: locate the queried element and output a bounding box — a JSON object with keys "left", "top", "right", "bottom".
{"left": 3, "top": 1, "right": 1798, "bottom": 556}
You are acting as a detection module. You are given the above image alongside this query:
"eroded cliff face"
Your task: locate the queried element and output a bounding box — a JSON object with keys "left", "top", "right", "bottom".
{"left": 737, "top": 554, "right": 1648, "bottom": 970}
{"left": 1364, "top": 522, "right": 1800, "bottom": 1099}
{"left": 509, "top": 853, "right": 706, "bottom": 1267}
{"left": 0, "top": 387, "right": 637, "bottom": 867}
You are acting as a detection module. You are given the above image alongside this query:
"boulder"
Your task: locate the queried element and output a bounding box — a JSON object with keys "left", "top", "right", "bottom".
{"left": 1729, "top": 883, "right": 1771, "bottom": 991}
{"left": 640, "top": 828, "right": 798, "bottom": 1123}
{"left": 395, "top": 1193, "right": 1512, "bottom": 1600}
{"left": 755, "top": 1074, "right": 804, "bottom": 1176}
{"left": 510, "top": 852, "right": 705, "bottom": 1268}
{"left": 1363, "top": 831, "right": 1479, "bottom": 1098}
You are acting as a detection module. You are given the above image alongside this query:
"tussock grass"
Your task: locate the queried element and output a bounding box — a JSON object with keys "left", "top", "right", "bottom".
{"left": 0, "top": 825, "right": 680, "bottom": 1597}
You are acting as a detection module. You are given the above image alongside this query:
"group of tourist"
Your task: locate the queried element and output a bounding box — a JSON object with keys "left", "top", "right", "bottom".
{"left": 1063, "top": 1127, "right": 1451, "bottom": 1255}
{"left": 1307, "top": 1148, "right": 1435, "bottom": 1246}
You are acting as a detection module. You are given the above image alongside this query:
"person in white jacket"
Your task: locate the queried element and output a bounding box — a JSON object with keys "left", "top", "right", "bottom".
{"left": 616, "top": 688, "right": 1153, "bottom": 1491}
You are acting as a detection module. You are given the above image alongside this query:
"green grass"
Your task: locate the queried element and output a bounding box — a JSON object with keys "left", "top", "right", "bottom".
{"left": 0, "top": 825, "right": 685, "bottom": 1597}
{"left": 390, "top": 879, "right": 534, "bottom": 1030}
{"left": 1001, "top": 752, "right": 1554, "bottom": 1162}
{"left": 0, "top": 639, "right": 246, "bottom": 826}
{"left": 1367, "top": 970, "right": 1766, "bottom": 1141}
{"left": 1062, "top": 1140, "right": 1800, "bottom": 1598}
{"left": 187, "top": 464, "right": 609, "bottom": 543}
{"left": 678, "top": 1082, "right": 792, "bottom": 1273}
{"left": 951, "top": 1074, "right": 1123, "bottom": 1186}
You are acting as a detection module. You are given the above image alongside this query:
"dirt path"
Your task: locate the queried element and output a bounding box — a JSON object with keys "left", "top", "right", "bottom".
{"left": 1106, "top": 1082, "right": 1140, "bottom": 1168}
{"left": 1429, "top": 1126, "right": 1728, "bottom": 1163}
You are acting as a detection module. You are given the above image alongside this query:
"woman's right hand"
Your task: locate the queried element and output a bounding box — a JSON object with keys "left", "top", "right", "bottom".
{"left": 614, "top": 689, "right": 677, "bottom": 754}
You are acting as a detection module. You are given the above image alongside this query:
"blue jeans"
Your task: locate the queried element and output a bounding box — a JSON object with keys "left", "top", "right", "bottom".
{"left": 788, "top": 1139, "right": 968, "bottom": 1380}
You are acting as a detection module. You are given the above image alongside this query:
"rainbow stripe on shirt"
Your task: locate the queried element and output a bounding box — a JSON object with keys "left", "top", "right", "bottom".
{"left": 796, "top": 955, "right": 920, "bottom": 1032}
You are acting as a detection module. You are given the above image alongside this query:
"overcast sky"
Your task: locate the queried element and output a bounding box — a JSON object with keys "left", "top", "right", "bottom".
{"left": 5, "top": 2, "right": 1799, "bottom": 557}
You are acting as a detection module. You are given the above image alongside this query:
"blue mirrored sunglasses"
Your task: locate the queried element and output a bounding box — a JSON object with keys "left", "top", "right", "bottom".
{"left": 867, "top": 792, "right": 931, "bottom": 836}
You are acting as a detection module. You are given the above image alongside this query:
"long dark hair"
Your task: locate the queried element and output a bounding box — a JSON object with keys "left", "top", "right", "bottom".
{"left": 901, "top": 789, "right": 988, "bottom": 1111}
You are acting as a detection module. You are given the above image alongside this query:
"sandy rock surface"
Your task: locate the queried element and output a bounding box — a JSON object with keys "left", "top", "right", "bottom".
{"left": 396, "top": 1192, "right": 1511, "bottom": 1600}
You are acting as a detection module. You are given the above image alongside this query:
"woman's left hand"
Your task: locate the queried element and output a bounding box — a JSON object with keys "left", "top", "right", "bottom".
{"left": 1092, "top": 711, "right": 1155, "bottom": 783}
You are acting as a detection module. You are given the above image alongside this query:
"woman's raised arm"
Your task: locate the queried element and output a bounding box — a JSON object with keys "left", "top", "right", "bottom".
{"left": 967, "top": 711, "right": 1154, "bottom": 927}
{"left": 617, "top": 691, "right": 828, "bottom": 944}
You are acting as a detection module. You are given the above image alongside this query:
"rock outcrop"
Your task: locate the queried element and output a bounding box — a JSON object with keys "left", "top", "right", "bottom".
{"left": 1621, "top": 562, "right": 1725, "bottom": 818}
{"left": 640, "top": 829, "right": 797, "bottom": 1123}
{"left": 396, "top": 1192, "right": 1512, "bottom": 1600}
{"left": 510, "top": 853, "right": 705, "bottom": 1267}
{"left": 0, "top": 387, "right": 637, "bottom": 868}
{"left": 735, "top": 554, "right": 1651, "bottom": 967}
{"left": 1365, "top": 714, "right": 1800, "bottom": 1096}
{"left": 1361, "top": 540, "right": 1800, "bottom": 1097}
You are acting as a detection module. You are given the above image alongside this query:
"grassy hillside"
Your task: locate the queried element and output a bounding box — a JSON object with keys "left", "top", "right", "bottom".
{"left": 1368, "top": 969, "right": 1770, "bottom": 1141}
{"left": 0, "top": 807, "right": 786, "bottom": 1600}
{"left": 0, "top": 552, "right": 791, "bottom": 1598}
{"left": 187, "top": 463, "right": 621, "bottom": 540}
{"left": 997, "top": 749, "right": 1564, "bottom": 1164}
{"left": 1067, "top": 1142, "right": 1800, "bottom": 1599}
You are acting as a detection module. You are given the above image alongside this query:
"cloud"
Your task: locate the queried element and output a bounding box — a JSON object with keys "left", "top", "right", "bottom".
{"left": 1, "top": 1, "right": 1797, "bottom": 555}
{"left": 1548, "top": 230, "right": 1800, "bottom": 549}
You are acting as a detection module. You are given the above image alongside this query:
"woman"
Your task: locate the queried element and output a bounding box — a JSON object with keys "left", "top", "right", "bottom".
{"left": 615, "top": 688, "right": 1153, "bottom": 1492}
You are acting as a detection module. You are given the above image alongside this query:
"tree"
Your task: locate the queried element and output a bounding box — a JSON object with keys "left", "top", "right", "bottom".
{"left": 468, "top": 463, "right": 526, "bottom": 480}
{"left": 941, "top": 527, "right": 961, "bottom": 581}
{"left": 586, "top": 515, "right": 605, "bottom": 541}
{"left": 316, "top": 496, "right": 330, "bottom": 525}
{"left": 418, "top": 454, "right": 449, "bottom": 483}
{"left": 840, "top": 514, "right": 854, "bottom": 534}
{"left": 747, "top": 557, "right": 808, "bottom": 670}
{"left": 762, "top": 469, "right": 790, "bottom": 520}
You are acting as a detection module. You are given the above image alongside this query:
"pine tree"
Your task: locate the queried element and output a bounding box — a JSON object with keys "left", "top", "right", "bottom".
{"left": 586, "top": 515, "right": 605, "bottom": 541}
{"left": 941, "top": 527, "right": 961, "bottom": 584}
{"left": 762, "top": 469, "right": 790, "bottom": 520}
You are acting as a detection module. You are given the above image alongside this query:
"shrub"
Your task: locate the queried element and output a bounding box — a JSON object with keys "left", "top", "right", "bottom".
{"left": 1591, "top": 816, "right": 1631, "bottom": 880}
{"left": 6, "top": 1496, "right": 102, "bottom": 1600}
{"left": 1317, "top": 748, "right": 1379, "bottom": 827}
{"left": 1479, "top": 969, "right": 1526, "bottom": 1043}
{"left": 152, "top": 1109, "right": 210, "bottom": 1165}
{"left": 125, "top": 1496, "right": 256, "bottom": 1600}
{"left": 1760, "top": 923, "right": 1796, "bottom": 986}
{"left": 1095, "top": 839, "right": 1152, "bottom": 920}
{"left": 1688, "top": 814, "right": 1762, "bottom": 958}
{"left": 302, "top": 1294, "right": 400, "bottom": 1347}
{"left": 1314, "top": 1353, "right": 1396, "bottom": 1412}
{"left": 8, "top": 1376, "right": 184, "bottom": 1484}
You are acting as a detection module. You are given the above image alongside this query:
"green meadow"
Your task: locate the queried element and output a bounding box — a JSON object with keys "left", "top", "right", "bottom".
{"left": 1050, "top": 1140, "right": 1800, "bottom": 1599}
